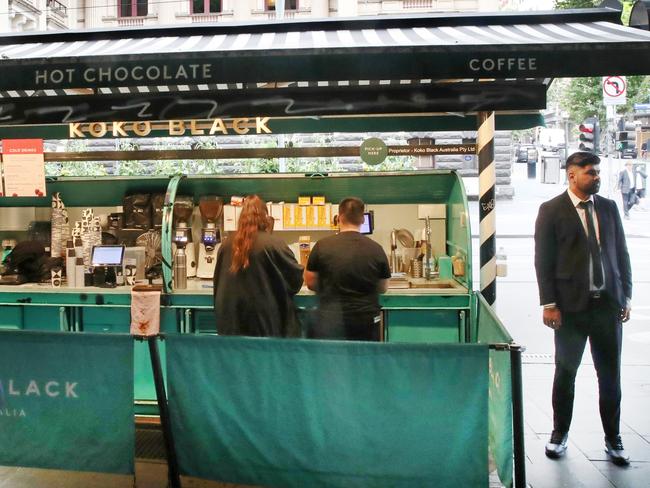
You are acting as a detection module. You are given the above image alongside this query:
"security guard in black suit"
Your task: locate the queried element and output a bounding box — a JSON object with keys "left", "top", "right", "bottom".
{"left": 534, "top": 152, "right": 632, "bottom": 466}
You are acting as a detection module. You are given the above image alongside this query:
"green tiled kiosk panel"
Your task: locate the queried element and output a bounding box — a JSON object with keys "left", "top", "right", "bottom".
{"left": 23, "top": 307, "right": 64, "bottom": 331}
{"left": 0, "top": 305, "right": 63, "bottom": 331}
{"left": 81, "top": 306, "right": 178, "bottom": 402}
{"left": 385, "top": 309, "right": 462, "bottom": 343}
{"left": 0, "top": 305, "right": 23, "bottom": 329}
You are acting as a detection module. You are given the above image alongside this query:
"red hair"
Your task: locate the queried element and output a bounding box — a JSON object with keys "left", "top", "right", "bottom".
{"left": 230, "top": 195, "right": 270, "bottom": 273}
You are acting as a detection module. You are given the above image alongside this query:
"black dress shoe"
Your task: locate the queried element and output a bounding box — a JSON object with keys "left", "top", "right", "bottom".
{"left": 545, "top": 431, "right": 568, "bottom": 459}
{"left": 605, "top": 435, "right": 630, "bottom": 466}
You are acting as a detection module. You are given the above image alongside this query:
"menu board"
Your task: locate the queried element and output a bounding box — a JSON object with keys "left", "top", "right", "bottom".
{"left": 1, "top": 139, "right": 46, "bottom": 197}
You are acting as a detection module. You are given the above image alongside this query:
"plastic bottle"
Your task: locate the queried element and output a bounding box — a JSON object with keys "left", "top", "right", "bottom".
{"left": 452, "top": 251, "right": 465, "bottom": 277}
{"left": 496, "top": 247, "right": 508, "bottom": 277}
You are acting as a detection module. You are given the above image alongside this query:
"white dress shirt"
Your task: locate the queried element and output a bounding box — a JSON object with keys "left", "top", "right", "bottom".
{"left": 567, "top": 189, "right": 605, "bottom": 293}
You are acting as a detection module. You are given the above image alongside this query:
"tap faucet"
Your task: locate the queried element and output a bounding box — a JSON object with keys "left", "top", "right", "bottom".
{"left": 390, "top": 229, "right": 398, "bottom": 273}
{"left": 424, "top": 217, "right": 432, "bottom": 280}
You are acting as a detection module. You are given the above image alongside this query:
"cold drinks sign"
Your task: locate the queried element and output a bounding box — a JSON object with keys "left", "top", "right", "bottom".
{"left": 0, "top": 139, "right": 46, "bottom": 197}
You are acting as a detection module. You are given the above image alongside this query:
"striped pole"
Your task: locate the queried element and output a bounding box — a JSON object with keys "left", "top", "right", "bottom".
{"left": 477, "top": 112, "right": 496, "bottom": 305}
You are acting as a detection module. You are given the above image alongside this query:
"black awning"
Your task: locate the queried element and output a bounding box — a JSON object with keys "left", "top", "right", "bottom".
{"left": 1, "top": 8, "right": 648, "bottom": 91}
{"left": 0, "top": 8, "right": 647, "bottom": 129}
{"left": 0, "top": 81, "right": 548, "bottom": 125}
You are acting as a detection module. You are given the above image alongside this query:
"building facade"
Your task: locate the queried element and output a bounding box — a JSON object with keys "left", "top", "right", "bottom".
{"left": 1, "top": 0, "right": 519, "bottom": 197}
{"left": 2, "top": 0, "right": 505, "bottom": 32}
{"left": 1, "top": 0, "right": 74, "bottom": 32}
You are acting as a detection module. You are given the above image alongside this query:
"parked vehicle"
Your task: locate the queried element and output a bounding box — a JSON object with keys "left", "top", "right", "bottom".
{"left": 621, "top": 145, "right": 637, "bottom": 159}
{"left": 538, "top": 128, "right": 566, "bottom": 152}
{"left": 516, "top": 145, "right": 539, "bottom": 163}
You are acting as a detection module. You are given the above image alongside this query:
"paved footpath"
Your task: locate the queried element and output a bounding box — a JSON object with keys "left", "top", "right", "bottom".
{"left": 472, "top": 160, "right": 650, "bottom": 488}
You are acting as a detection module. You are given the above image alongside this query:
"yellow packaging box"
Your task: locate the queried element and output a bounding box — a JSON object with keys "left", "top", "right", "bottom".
{"left": 306, "top": 206, "right": 315, "bottom": 228}
{"left": 283, "top": 204, "right": 296, "bottom": 228}
{"left": 317, "top": 204, "right": 331, "bottom": 228}
{"left": 294, "top": 205, "right": 307, "bottom": 228}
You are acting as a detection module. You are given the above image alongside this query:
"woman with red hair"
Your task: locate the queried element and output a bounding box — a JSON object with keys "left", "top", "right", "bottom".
{"left": 213, "top": 195, "right": 303, "bottom": 336}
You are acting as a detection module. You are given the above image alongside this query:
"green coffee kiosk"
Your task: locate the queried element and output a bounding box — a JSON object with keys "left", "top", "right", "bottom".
{"left": 1, "top": 169, "right": 474, "bottom": 389}
{"left": 0, "top": 168, "right": 518, "bottom": 488}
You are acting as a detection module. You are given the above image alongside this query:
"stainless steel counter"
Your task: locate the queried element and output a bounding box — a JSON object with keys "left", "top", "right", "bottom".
{"left": 0, "top": 277, "right": 467, "bottom": 296}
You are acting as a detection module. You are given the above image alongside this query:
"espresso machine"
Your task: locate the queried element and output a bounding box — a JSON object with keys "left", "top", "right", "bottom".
{"left": 197, "top": 196, "right": 224, "bottom": 279}
{"left": 172, "top": 196, "right": 196, "bottom": 280}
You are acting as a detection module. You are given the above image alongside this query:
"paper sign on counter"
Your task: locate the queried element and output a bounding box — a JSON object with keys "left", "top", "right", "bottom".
{"left": 1, "top": 139, "right": 46, "bottom": 197}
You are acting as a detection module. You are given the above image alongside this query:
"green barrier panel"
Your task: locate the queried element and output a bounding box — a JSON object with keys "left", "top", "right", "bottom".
{"left": 476, "top": 293, "right": 514, "bottom": 488}
{"left": 167, "top": 335, "right": 488, "bottom": 488}
{"left": 0, "top": 330, "right": 135, "bottom": 475}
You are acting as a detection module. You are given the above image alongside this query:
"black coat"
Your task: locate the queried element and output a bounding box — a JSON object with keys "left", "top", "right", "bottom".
{"left": 534, "top": 192, "right": 631, "bottom": 313}
{"left": 213, "top": 232, "right": 304, "bottom": 337}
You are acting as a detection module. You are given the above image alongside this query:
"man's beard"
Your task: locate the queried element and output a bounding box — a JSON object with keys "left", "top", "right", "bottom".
{"left": 585, "top": 181, "right": 600, "bottom": 194}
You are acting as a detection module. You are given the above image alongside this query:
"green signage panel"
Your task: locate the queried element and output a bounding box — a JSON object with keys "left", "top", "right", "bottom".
{"left": 0, "top": 330, "right": 135, "bottom": 474}
{"left": 477, "top": 294, "right": 514, "bottom": 488}
{"left": 167, "top": 335, "right": 488, "bottom": 487}
{"left": 0, "top": 113, "right": 545, "bottom": 140}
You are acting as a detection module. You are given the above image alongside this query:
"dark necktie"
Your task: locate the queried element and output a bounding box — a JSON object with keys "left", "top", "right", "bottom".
{"left": 578, "top": 200, "right": 603, "bottom": 288}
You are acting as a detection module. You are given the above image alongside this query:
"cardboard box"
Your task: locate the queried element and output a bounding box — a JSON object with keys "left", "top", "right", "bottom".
{"left": 270, "top": 203, "right": 284, "bottom": 231}
{"left": 223, "top": 205, "right": 237, "bottom": 231}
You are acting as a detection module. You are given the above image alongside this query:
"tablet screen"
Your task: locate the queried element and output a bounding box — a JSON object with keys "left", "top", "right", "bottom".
{"left": 91, "top": 245, "right": 125, "bottom": 266}
{"left": 360, "top": 211, "right": 374, "bottom": 235}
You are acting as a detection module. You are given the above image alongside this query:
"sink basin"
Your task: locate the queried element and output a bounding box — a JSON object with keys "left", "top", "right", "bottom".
{"left": 409, "top": 282, "right": 454, "bottom": 289}
{"left": 385, "top": 278, "right": 467, "bottom": 294}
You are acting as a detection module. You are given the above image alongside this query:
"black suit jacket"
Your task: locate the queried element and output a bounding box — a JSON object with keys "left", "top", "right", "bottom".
{"left": 534, "top": 192, "right": 632, "bottom": 313}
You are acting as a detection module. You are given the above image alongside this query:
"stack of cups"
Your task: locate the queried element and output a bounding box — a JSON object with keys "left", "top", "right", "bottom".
{"left": 80, "top": 208, "right": 94, "bottom": 266}
{"left": 66, "top": 240, "right": 76, "bottom": 287}
{"left": 125, "top": 263, "right": 137, "bottom": 286}
{"left": 50, "top": 193, "right": 70, "bottom": 258}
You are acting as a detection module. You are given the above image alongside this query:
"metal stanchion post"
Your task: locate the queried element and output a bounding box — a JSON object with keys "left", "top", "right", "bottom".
{"left": 147, "top": 336, "right": 181, "bottom": 488}
{"left": 510, "top": 344, "right": 526, "bottom": 488}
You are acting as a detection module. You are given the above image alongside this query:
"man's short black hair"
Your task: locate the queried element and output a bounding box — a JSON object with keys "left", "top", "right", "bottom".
{"left": 338, "top": 197, "right": 365, "bottom": 226}
{"left": 566, "top": 151, "right": 600, "bottom": 170}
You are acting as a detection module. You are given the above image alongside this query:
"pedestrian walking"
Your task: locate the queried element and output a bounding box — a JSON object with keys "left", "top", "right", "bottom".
{"left": 534, "top": 151, "right": 632, "bottom": 466}
{"left": 617, "top": 161, "right": 636, "bottom": 219}
{"left": 634, "top": 164, "right": 647, "bottom": 203}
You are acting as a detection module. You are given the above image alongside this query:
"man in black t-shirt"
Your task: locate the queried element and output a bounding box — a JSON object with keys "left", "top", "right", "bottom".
{"left": 304, "top": 197, "right": 391, "bottom": 341}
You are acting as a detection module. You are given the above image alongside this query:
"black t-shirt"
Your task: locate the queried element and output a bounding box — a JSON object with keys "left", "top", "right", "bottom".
{"left": 307, "top": 231, "right": 391, "bottom": 315}
{"left": 213, "top": 232, "right": 304, "bottom": 337}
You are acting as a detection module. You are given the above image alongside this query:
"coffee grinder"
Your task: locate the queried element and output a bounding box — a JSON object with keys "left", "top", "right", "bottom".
{"left": 172, "top": 196, "right": 196, "bottom": 285}
{"left": 197, "top": 196, "right": 224, "bottom": 279}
